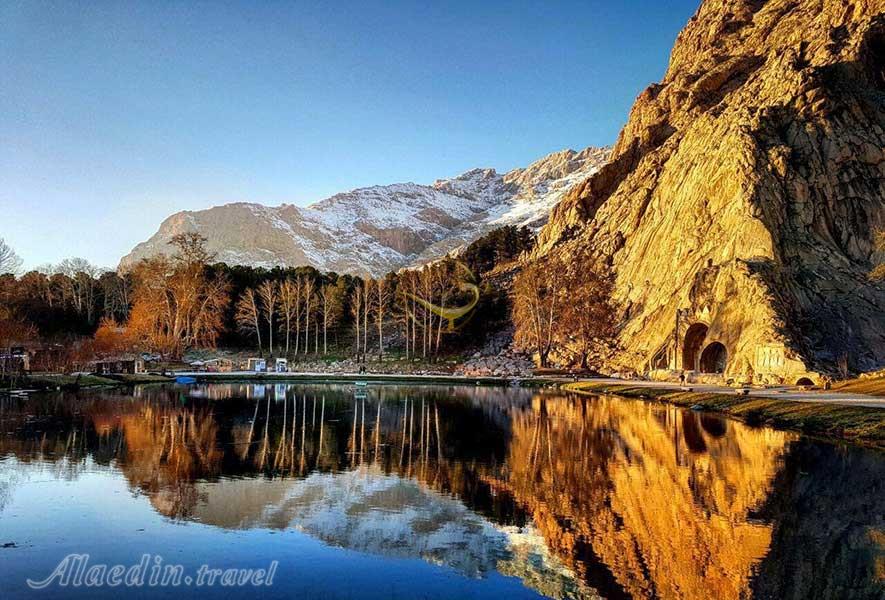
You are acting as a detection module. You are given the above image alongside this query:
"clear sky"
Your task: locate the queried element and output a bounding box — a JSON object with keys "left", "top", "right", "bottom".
{"left": 1, "top": 0, "right": 699, "bottom": 269}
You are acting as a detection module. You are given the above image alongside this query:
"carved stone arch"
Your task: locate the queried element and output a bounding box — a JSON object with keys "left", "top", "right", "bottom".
{"left": 699, "top": 341, "right": 728, "bottom": 374}
{"left": 682, "top": 323, "right": 709, "bottom": 370}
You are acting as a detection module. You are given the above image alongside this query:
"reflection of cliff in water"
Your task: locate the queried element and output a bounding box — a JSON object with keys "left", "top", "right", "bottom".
{"left": 492, "top": 395, "right": 793, "bottom": 600}
{"left": 750, "top": 439, "right": 885, "bottom": 600}
{"left": 1, "top": 385, "right": 883, "bottom": 599}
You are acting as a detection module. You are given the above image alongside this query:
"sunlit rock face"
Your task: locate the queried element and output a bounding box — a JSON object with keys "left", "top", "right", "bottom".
{"left": 538, "top": 0, "right": 885, "bottom": 377}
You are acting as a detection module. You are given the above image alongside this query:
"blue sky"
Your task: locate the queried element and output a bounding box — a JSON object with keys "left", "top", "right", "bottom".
{"left": 1, "top": 0, "right": 699, "bottom": 269}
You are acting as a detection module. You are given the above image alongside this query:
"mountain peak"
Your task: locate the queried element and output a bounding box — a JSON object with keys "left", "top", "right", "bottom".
{"left": 120, "top": 146, "right": 610, "bottom": 276}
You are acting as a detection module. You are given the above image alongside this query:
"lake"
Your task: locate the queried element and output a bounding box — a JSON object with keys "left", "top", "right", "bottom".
{"left": 0, "top": 383, "right": 883, "bottom": 599}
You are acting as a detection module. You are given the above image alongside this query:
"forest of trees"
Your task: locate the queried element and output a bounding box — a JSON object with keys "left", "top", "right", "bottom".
{"left": 0, "top": 224, "right": 620, "bottom": 372}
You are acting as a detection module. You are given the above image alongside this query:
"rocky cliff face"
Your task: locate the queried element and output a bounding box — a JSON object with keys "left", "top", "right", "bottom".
{"left": 538, "top": 0, "right": 885, "bottom": 377}
{"left": 120, "top": 147, "right": 608, "bottom": 278}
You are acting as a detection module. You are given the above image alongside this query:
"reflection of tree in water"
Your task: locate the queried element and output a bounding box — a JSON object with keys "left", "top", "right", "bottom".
{"left": 1, "top": 386, "right": 884, "bottom": 599}
{"left": 117, "top": 403, "right": 222, "bottom": 518}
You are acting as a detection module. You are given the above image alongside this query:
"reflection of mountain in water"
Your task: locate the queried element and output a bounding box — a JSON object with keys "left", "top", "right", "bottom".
{"left": 187, "top": 466, "right": 597, "bottom": 598}
{"left": 0, "top": 384, "right": 883, "bottom": 599}
{"left": 188, "top": 467, "right": 523, "bottom": 579}
{"left": 189, "top": 467, "right": 509, "bottom": 575}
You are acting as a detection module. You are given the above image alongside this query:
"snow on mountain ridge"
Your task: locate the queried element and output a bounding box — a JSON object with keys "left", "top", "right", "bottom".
{"left": 120, "top": 146, "right": 610, "bottom": 277}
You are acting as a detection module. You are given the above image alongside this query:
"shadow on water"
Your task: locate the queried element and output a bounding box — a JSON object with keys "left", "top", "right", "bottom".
{"left": 0, "top": 383, "right": 882, "bottom": 599}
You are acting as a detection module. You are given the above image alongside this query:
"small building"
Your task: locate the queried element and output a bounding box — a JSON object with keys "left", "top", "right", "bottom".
{"left": 204, "top": 358, "right": 234, "bottom": 373}
{"left": 246, "top": 358, "right": 266, "bottom": 372}
{"left": 91, "top": 356, "right": 145, "bottom": 375}
{"left": 0, "top": 347, "right": 30, "bottom": 375}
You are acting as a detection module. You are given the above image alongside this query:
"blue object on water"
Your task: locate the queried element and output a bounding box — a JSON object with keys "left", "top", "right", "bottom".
{"left": 175, "top": 376, "right": 197, "bottom": 384}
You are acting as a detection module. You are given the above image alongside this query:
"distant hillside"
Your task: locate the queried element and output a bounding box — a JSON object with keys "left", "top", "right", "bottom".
{"left": 120, "top": 147, "right": 609, "bottom": 277}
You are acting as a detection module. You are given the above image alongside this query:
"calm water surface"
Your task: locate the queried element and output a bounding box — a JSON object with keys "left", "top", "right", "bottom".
{"left": 0, "top": 383, "right": 883, "bottom": 599}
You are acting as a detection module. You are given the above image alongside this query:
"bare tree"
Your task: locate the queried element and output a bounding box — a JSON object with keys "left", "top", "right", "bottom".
{"left": 0, "top": 238, "right": 22, "bottom": 275}
{"left": 410, "top": 272, "right": 419, "bottom": 354}
{"left": 279, "top": 279, "right": 298, "bottom": 355}
{"left": 512, "top": 257, "right": 561, "bottom": 368}
{"left": 361, "top": 279, "right": 373, "bottom": 357}
{"left": 313, "top": 287, "right": 320, "bottom": 353}
{"left": 558, "top": 262, "right": 618, "bottom": 370}
{"left": 127, "top": 236, "right": 230, "bottom": 357}
{"left": 294, "top": 276, "right": 304, "bottom": 354}
{"left": 433, "top": 264, "right": 453, "bottom": 355}
{"left": 396, "top": 274, "right": 412, "bottom": 359}
{"left": 350, "top": 283, "right": 363, "bottom": 360}
{"left": 373, "top": 277, "right": 392, "bottom": 359}
{"left": 257, "top": 280, "right": 278, "bottom": 355}
{"left": 323, "top": 278, "right": 346, "bottom": 354}
{"left": 100, "top": 271, "right": 132, "bottom": 322}
{"left": 169, "top": 232, "right": 214, "bottom": 265}
{"left": 303, "top": 277, "right": 315, "bottom": 355}
{"left": 319, "top": 282, "right": 341, "bottom": 355}
{"left": 419, "top": 268, "right": 434, "bottom": 358}
{"left": 235, "top": 288, "right": 262, "bottom": 353}
{"left": 56, "top": 258, "right": 103, "bottom": 324}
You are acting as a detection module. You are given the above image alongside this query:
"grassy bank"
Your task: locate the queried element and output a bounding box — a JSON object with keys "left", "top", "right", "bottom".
{"left": 832, "top": 374, "right": 885, "bottom": 397}
{"left": 1, "top": 372, "right": 174, "bottom": 392}
{"left": 562, "top": 382, "right": 885, "bottom": 448}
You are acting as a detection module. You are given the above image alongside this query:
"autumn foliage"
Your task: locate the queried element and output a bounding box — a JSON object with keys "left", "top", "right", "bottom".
{"left": 125, "top": 234, "right": 231, "bottom": 358}
{"left": 512, "top": 252, "right": 618, "bottom": 370}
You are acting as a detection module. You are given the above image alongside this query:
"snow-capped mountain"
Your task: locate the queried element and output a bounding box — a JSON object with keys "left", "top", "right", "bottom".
{"left": 120, "top": 147, "right": 609, "bottom": 276}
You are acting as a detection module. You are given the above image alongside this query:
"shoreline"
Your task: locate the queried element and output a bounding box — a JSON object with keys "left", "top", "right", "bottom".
{"left": 0, "top": 372, "right": 176, "bottom": 392}
{"left": 0, "top": 371, "right": 551, "bottom": 393}
{"left": 174, "top": 371, "right": 552, "bottom": 387}
{"left": 563, "top": 381, "right": 885, "bottom": 449}
{"left": 5, "top": 372, "right": 883, "bottom": 448}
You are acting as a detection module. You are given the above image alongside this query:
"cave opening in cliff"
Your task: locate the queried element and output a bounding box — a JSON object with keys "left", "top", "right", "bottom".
{"left": 700, "top": 342, "right": 728, "bottom": 374}
{"left": 682, "top": 323, "right": 709, "bottom": 370}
